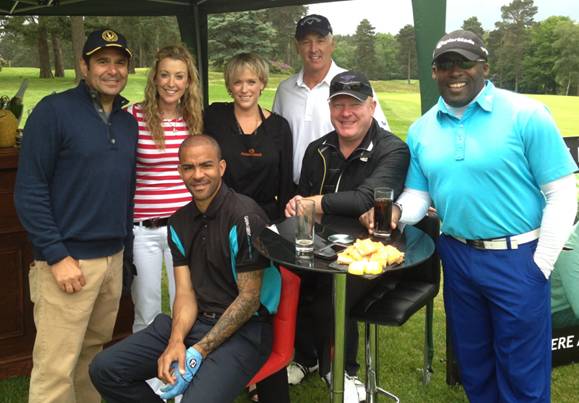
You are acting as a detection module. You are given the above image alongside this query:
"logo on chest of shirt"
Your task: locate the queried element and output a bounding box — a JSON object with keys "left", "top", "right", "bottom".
{"left": 240, "top": 148, "right": 263, "bottom": 157}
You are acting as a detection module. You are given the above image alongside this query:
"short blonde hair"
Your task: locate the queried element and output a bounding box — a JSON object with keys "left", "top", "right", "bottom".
{"left": 224, "top": 52, "right": 269, "bottom": 91}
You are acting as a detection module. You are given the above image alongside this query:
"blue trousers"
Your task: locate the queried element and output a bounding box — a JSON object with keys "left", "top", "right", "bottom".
{"left": 89, "top": 313, "right": 272, "bottom": 403}
{"left": 439, "top": 235, "right": 551, "bottom": 403}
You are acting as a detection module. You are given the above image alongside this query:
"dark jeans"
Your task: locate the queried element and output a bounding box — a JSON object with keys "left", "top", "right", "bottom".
{"left": 89, "top": 313, "right": 272, "bottom": 403}
{"left": 256, "top": 368, "right": 290, "bottom": 403}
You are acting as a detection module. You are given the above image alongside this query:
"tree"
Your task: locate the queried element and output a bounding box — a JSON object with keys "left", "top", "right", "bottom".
{"left": 462, "top": 16, "right": 485, "bottom": 38}
{"left": 51, "top": 32, "right": 64, "bottom": 77}
{"left": 396, "top": 24, "right": 417, "bottom": 84}
{"left": 37, "top": 16, "right": 53, "bottom": 78}
{"left": 70, "top": 16, "right": 85, "bottom": 82}
{"left": 0, "top": 17, "right": 24, "bottom": 66}
{"left": 0, "top": 15, "right": 76, "bottom": 76}
{"left": 263, "top": 5, "right": 307, "bottom": 68}
{"left": 520, "top": 16, "right": 571, "bottom": 94}
{"left": 47, "top": 17, "right": 71, "bottom": 77}
{"left": 553, "top": 20, "right": 579, "bottom": 95}
{"left": 501, "top": 0, "right": 537, "bottom": 26}
{"left": 375, "top": 33, "right": 400, "bottom": 80}
{"left": 208, "top": 11, "right": 276, "bottom": 68}
{"left": 353, "top": 19, "right": 378, "bottom": 78}
{"left": 487, "top": 25, "right": 506, "bottom": 86}
{"left": 0, "top": 16, "right": 40, "bottom": 68}
{"left": 332, "top": 34, "right": 355, "bottom": 70}
{"left": 497, "top": 0, "right": 538, "bottom": 91}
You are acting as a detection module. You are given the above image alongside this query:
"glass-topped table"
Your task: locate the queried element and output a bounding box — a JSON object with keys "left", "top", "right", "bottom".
{"left": 254, "top": 215, "right": 435, "bottom": 403}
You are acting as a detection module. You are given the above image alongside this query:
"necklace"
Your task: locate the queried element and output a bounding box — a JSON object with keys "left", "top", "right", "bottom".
{"left": 235, "top": 119, "right": 259, "bottom": 136}
{"left": 235, "top": 106, "right": 265, "bottom": 136}
{"left": 162, "top": 118, "right": 180, "bottom": 133}
{"left": 160, "top": 112, "right": 181, "bottom": 133}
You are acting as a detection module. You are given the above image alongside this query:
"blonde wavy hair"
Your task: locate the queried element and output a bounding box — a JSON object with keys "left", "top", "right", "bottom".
{"left": 141, "top": 45, "right": 203, "bottom": 149}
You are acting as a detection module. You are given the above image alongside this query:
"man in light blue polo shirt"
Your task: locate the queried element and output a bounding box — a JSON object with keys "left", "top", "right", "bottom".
{"left": 363, "top": 30, "right": 577, "bottom": 403}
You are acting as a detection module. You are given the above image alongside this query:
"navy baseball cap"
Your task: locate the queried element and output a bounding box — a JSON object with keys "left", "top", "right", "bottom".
{"left": 432, "top": 30, "right": 488, "bottom": 62}
{"left": 329, "top": 71, "right": 373, "bottom": 102}
{"left": 295, "top": 14, "right": 333, "bottom": 40}
{"left": 83, "top": 28, "right": 132, "bottom": 59}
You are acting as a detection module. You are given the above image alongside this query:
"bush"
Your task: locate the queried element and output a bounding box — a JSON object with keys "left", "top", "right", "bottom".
{"left": 269, "top": 60, "right": 293, "bottom": 75}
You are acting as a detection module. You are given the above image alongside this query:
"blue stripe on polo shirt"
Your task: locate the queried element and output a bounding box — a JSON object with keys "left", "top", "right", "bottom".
{"left": 229, "top": 225, "right": 239, "bottom": 282}
{"left": 228, "top": 224, "right": 281, "bottom": 315}
{"left": 169, "top": 225, "right": 185, "bottom": 257}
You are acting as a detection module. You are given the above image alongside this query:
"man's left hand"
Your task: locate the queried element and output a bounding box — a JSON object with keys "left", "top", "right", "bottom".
{"left": 285, "top": 195, "right": 303, "bottom": 217}
{"left": 160, "top": 346, "right": 203, "bottom": 399}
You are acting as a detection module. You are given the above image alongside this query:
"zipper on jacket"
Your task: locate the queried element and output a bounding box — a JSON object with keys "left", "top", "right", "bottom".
{"left": 318, "top": 141, "right": 372, "bottom": 194}
{"left": 317, "top": 147, "right": 328, "bottom": 195}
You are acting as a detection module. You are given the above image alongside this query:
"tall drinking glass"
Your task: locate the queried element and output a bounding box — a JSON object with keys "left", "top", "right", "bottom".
{"left": 295, "top": 199, "right": 315, "bottom": 254}
{"left": 374, "top": 187, "right": 393, "bottom": 238}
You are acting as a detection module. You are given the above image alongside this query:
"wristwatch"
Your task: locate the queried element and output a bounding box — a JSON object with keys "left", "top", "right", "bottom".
{"left": 394, "top": 201, "right": 403, "bottom": 219}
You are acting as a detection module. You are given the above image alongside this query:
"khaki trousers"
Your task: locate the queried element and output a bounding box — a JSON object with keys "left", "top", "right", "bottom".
{"left": 28, "top": 250, "right": 123, "bottom": 403}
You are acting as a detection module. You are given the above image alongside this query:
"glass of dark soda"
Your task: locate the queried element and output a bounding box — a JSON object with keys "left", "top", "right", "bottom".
{"left": 373, "top": 187, "right": 393, "bottom": 238}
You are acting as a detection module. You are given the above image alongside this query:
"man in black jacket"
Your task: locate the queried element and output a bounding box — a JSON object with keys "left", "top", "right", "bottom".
{"left": 284, "top": 71, "right": 409, "bottom": 401}
{"left": 285, "top": 71, "right": 408, "bottom": 217}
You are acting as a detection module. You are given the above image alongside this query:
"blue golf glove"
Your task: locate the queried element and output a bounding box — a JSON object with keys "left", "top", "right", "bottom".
{"left": 160, "top": 346, "right": 203, "bottom": 399}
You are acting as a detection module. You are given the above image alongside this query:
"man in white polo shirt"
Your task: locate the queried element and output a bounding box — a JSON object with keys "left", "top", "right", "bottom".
{"left": 273, "top": 14, "right": 389, "bottom": 185}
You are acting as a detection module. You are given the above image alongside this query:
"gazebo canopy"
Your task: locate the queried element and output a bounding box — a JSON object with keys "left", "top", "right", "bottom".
{"left": 0, "top": 0, "right": 338, "bottom": 16}
{"left": 0, "top": 0, "right": 446, "bottom": 112}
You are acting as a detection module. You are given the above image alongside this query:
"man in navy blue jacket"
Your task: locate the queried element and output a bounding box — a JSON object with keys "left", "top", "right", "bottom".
{"left": 14, "top": 29, "right": 137, "bottom": 403}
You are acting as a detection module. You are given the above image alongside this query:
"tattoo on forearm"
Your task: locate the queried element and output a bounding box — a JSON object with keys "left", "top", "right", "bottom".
{"left": 197, "top": 270, "right": 262, "bottom": 355}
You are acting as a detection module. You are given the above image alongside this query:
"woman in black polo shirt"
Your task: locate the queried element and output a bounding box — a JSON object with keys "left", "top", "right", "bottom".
{"left": 204, "top": 52, "right": 294, "bottom": 222}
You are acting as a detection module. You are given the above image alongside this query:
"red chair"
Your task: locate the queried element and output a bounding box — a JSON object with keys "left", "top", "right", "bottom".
{"left": 248, "top": 266, "right": 301, "bottom": 386}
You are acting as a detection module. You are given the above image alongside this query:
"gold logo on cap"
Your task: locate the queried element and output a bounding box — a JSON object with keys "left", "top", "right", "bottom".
{"left": 101, "top": 30, "right": 118, "bottom": 43}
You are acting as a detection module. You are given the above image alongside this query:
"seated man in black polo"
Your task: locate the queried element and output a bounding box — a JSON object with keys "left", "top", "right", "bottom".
{"left": 284, "top": 71, "right": 409, "bottom": 400}
{"left": 89, "top": 135, "right": 281, "bottom": 403}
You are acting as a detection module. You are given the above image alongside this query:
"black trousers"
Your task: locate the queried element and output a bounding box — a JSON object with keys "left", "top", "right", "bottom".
{"left": 294, "top": 271, "right": 382, "bottom": 377}
{"left": 89, "top": 313, "right": 272, "bottom": 403}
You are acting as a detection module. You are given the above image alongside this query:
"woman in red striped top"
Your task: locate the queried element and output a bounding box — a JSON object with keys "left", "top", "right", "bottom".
{"left": 127, "top": 45, "right": 203, "bottom": 334}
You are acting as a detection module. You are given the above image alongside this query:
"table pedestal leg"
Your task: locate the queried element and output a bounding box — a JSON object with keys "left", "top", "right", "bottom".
{"left": 366, "top": 322, "right": 378, "bottom": 403}
{"left": 331, "top": 273, "right": 347, "bottom": 403}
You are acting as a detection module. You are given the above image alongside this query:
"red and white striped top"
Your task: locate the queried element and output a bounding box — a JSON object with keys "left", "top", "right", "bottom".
{"left": 128, "top": 104, "right": 192, "bottom": 221}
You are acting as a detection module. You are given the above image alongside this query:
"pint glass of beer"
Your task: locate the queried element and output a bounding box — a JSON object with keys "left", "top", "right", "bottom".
{"left": 373, "top": 187, "right": 393, "bottom": 238}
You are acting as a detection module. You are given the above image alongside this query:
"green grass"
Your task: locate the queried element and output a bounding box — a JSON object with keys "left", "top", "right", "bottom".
{"left": 2, "top": 281, "right": 578, "bottom": 403}
{"left": 528, "top": 94, "right": 579, "bottom": 136}
{"left": 2, "top": 68, "right": 577, "bottom": 140}
{"left": 377, "top": 92, "right": 422, "bottom": 140}
{"left": 1, "top": 68, "right": 579, "bottom": 402}
{"left": 6, "top": 287, "right": 577, "bottom": 402}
